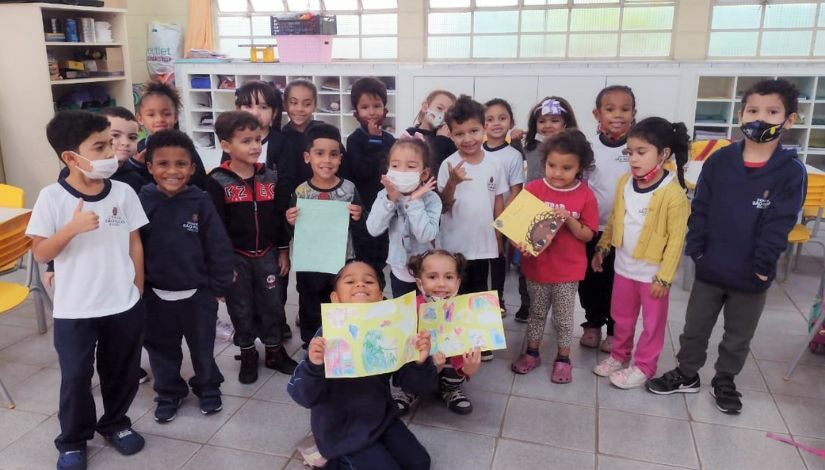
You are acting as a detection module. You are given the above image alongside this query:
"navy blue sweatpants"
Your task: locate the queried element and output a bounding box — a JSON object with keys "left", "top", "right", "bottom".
{"left": 325, "top": 419, "right": 430, "bottom": 470}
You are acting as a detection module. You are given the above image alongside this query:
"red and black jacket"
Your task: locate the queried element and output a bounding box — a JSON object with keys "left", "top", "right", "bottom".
{"left": 206, "top": 161, "right": 289, "bottom": 257}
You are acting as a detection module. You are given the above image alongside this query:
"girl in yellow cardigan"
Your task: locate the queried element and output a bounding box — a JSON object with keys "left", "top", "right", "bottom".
{"left": 590, "top": 117, "right": 690, "bottom": 389}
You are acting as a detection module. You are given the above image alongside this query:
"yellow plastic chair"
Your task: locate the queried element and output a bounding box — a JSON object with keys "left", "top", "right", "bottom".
{"left": 0, "top": 184, "right": 24, "bottom": 208}
{"left": 784, "top": 173, "right": 825, "bottom": 280}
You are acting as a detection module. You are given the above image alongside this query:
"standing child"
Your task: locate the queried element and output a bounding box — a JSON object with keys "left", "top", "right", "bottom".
{"left": 288, "top": 261, "right": 437, "bottom": 470}
{"left": 132, "top": 81, "right": 207, "bottom": 188}
{"left": 27, "top": 111, "right": 148, "bottom": 470}
{"left": 579, "top": 85, "right": 637, "bottom": 353}
{"left": 140, "top": 130, "right": 235, "bottom": 422}
{"left": 647, "top": 79, "right": 805, "bottom": 414}
{"left": 407, "top": 89, "right": 457, "bottom": 176}
{"left": 207, "top": 111, "right": 295, "bottom": 384}
{"left": 591, "top": 118, "right": 690, "bottom": 389}
{"left": 346, "top": 77, "right": 397, "bottom": 283}
{"left": 221, "top": 80, "right": 284, "bottom": 165}
{"left": 511, "top": 129, "right": 598, "bottom": 384}
{"left": 366, "top": 137, "right": 441, "bottom": 297}
{"left": 484, "top": 98, "right": 526, "bottom": 315}
{"left": 514, "top": 96, "right": 578, "bottom": 323}
{"left": 286, "top": 123, "right": 365, "bottom": 348}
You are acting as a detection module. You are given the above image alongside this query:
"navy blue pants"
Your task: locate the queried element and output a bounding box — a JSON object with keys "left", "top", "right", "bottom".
{"left": 579, "top": 233, "right": 615, "bottom": 336}
{"left": 226, "top": 251, "right": 286, "bottom": 348}
{"left": 143, "top": 288, "right": 224, "bottom": 402}
{"left": 53, "top": 300, "right": 145, "bottom": 452}
{"left": 325, "top": 419, "right": 430, "bottom": 470}
{"left": 390, "top": 273, "right": 416, "bottom": 299}
{"left": 296, "top": 271, "right": 334, "bottom": 346}
{"left": 459, "top": 259, "right": 491, "bottom": 295}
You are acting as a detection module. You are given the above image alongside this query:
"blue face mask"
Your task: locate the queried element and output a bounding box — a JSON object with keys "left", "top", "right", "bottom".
{"left": 740, "top": 119, "right": 787, "bottom": 144}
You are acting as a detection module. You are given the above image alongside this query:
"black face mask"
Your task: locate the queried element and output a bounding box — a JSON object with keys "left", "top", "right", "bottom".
{"left": 740, "top": 119, "right": 787, "bottom": 143}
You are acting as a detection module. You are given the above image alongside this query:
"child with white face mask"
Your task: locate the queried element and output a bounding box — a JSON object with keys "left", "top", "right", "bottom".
{"left": 366, "top": 136, "right": 441, "bottom": 297}
{"left": 406, "top": 89, "right": 457, "bottom": 177}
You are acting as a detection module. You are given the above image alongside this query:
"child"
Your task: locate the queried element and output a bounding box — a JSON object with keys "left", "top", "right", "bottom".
{"left": 511, "top": 129, "right": 598, "bottom": 384}
{"left": 221, "top": 80, "right": 284, "bottom": 165}
{"left": 407, "top": 89, "right": 457, "bottom": 175}
{"left": 484, "top": 98, "right": 526, "bottom": 316}
{"left": 346, "top": 77, "right": 397, "bottom": 283}
{"left": 591, "top": 118, "right": 690, "bottom": 389}
{"left": 647, "top": 79, "right": 806, "bottom": 414}
{"left": 27, "top": 111, "right": 148, "bottom": 470}
{"left": 101, "top": 107, "right": 146, "bottom": 193}
{"left": 393, "top": 250, "right": 483, "bottom": 416}
{"left": 287, "top": 260, "right": 436, "bottom": 469}
{"left": 366, "top": 136, "right": 441, "bottom": 298}
{"left": 286, "top": 123, "right": 364, "bottom": 347}
{"left": 513, "top": 97, "right": 580, "bottom": 324}
{"left": 140, "top": 130, "right": 235, "bottom": 422}
{"left": 579, "top": 85, "right": 637, "bottom": 353}
{"left": 132, "top": 81, "right": 207, "bottom": 188}
{"left": 206, "top": 111, "right": 295, "bottom": 384}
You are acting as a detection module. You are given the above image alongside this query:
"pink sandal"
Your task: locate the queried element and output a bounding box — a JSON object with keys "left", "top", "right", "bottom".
{"left": 511, "top": 354, "right": 541, "bottom": 374}
{"left": 551, "top": 360, "right": 573, "bottom": 384}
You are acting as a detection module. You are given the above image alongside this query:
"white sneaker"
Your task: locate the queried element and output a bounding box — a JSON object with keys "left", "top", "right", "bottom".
{"left": 593, "top": 356, "right": 626, "bottom": 377}
{"left": 609, "top": 365, "right": 648, "bottom": 389}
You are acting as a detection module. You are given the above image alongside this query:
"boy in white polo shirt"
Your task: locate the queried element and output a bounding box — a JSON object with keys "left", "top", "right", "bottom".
{"left": 26, "top": 111, "right": 148, "bottom": 470}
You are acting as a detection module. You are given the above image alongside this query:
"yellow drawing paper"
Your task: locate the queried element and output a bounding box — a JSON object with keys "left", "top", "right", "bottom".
{"left": 492, "top": 189, "right": 564, "bottom": 256}
{"left": 321, "top": 292, "right": 419, "bottom": 378}
{"left": 418, "top": 291, "right": 507, "bottom": 357}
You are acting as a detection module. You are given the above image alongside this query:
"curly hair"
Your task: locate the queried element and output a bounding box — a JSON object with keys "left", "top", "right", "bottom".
{"left": 540, "top": 128, "right": 595, "bottom": 179}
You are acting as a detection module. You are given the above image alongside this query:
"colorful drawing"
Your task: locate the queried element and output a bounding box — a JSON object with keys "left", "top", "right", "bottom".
{"left": 492, "top": 190, "right": 565, "bottom": 256}
{"left": 418, "top": 291, "right": 507, "bottom": 357}
{"left": 321, "top": 292, "right": 419, "bottom": 378}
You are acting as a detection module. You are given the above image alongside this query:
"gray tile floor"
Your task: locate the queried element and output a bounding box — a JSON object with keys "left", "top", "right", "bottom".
{"left": 1, "top": 252, "right": 825, "bottom": 470}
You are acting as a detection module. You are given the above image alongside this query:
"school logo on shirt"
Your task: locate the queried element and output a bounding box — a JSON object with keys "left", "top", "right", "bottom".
{"left": 182, "top": 213, "right": 199, "bottom": 233}
{"left": 752, "top": 190, "right": 772, "bottom": 210}
{"left": 104, "top": 206, "right": 127, "bottom": 227}
{"left": 618, "top": 149, "right": 631, "bottom": 163}
{"left": 487, "top": 176, "right": 496, "bottom": 192}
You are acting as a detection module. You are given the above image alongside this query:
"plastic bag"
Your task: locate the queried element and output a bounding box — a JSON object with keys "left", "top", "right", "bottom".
{"left": 146, "top": 22, "right": 182, "bottom": 85}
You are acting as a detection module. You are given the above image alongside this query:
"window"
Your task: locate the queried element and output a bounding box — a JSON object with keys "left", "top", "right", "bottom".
{"left": 708, "top": 1, "right": 825, "bottom": 58}
{"left": 427, "top": 0, "right": 675, "bottom": 60}
{"left": 215, "top": 0, "right": 398, "bottom": 60}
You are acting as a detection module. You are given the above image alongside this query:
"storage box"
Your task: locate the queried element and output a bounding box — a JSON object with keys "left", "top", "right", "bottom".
{"left": 270, "top": 14, "right": 336, "bottom": 35}
{"left": 276, "top": 35, "right": 333, "bottom": 63}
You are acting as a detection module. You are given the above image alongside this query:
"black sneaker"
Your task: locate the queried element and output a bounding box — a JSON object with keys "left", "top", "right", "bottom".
{"left": 103, "top": 428, "right": 145, "bottom": 455}
{"left": 392, "top": 390, "right": 417, "bottom": 417}
{"left": 200, "top": 395, "right": 223, "bottom": 415}
{"left": 646, "top": 368, "right": 700, "bottom": 395}
{"left": 138, "top": 368, "right": 150, "bottom": 384}
{"left": 514, "top": 305, "right": 529, "bottom": 323}
{"left": 481, "top": 350, "right": 494, "bottom": 362}
{"left": 154, "top": 397, "right": 182, "bottom": 423}
{"left": 265, "top": 345, "right": 298, "bottom": 375}
{"left": 711, "top": 376, "right": 743, "bottom": 415}
{"left": 441, "top": 387, "right": 473, "bottom": 415}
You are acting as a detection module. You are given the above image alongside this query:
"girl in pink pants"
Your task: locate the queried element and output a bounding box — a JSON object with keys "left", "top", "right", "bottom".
{"left": 590, "top": 117, "right": 691, "bottom": 389}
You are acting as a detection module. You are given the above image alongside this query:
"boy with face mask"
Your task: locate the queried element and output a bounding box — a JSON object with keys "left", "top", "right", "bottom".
{"left": 647, "top": 79, "right": 806, "bottom": 415}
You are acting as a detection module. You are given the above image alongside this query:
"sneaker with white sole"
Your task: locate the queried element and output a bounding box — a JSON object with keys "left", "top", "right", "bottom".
{"left": 593, "top": 356, "right": 626, "bottom": 377}
{"left": 609, "top": 365, "right": 648, "bottom": 389}
{"left": 646, "top": 368, "right": 701, "bottom": 395}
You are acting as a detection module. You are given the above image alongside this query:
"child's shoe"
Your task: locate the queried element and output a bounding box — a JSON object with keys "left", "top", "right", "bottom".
{"left": 580, "top": 327, "right": 601, "bottom": 348}
{"left": 481, "top": 350, "right": 494, "bottom": 362}
{"left": 296, "top": 434, "right": 327, "bottom": 468}
{"left": 593, "top": 356, "right": 626, "bottom": 377}
{"left": 200, "top": 395, "right": 223, "bottom": 415}
{"left": 392, "top": 390, "right": 418, "bottom": 416}
{"left": 57, "top": 450, "right": 87, "bottom": 470}
{"left": 103, "top": 428, "right": 145, "bottom": 455}
{"left": 514, "top": 305, "right": 529, "bottom": 323}
{"left": 237, "top": 346, "right": 259, "bottom": 384}
{"left": 711, "top": 376, "right": 743, "bottom": 415}
{"left": 550, "top": 360, "right": 573, "bottom": 384}
{"left": 441, "top": 387, "right": 473, "bottom": 415}
{"left": 264, "top": 345, "right": 298, "bottom": 374}
{"left": 599, "top": 336, "right": 613, "bottom": 353}
{"left": 609, "top": 365, "right": 647, "bottom": 389}
{"left": 511, "top": 353, "right": 540, "bottom": 374}
{"left": 154, "top": 397, "right": 182, "bottom": 423}
{"left": 646, "top": 368, "right": 700, "bottom": 395}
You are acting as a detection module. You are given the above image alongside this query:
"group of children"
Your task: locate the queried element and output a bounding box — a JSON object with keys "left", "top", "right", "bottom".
{"left": 26, "top": 75, "right": 805, "bottom": 470}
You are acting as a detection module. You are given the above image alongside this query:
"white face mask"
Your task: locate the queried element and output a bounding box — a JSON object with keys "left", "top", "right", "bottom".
{"left": 386, "top": 169, "right": 422, "bottom": 194}
{"left": 418, "top": 287, "right": 458, "bottom": 303}
{"left": 534, "top": 134, "right": 546, "bottom": 143}
{"left": 73, "top": 153, "right": 118, "bottom": 179}
{"left": 425, "top": 108, "right": 444, "bottom": 128}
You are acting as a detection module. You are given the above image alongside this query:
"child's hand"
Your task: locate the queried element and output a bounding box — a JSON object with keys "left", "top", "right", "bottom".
{"left": 462, "top": 347, "right": 482, "bottom": 377}
{"left": 42, "top": 271, "right": 54, "bottom": 289}
{"left": 446, "top": 160, "right": 472, "bottom": 187}
{"left": 415, "top": 330, "right": 432, "bottom": 364}
{"left": 433, "top": 351, "right": 446, "bottom": 372}
{"left": 68, "top": 198, "right": 99, "bottom": 235}
{"left": 650, "top": 283, "right": 669, "bottom": 299}
{"left": 348, "top": 204, "right": 362, "bottom": 221}
{"left": 308, "top": 337, "right": 326, "bottom": 366}
{"left": 367, "top": 120, "right": 382, "bottom": 136}
{"left": 518, "top": 242, "right": 534, "bottom": 257}
{"left": 410, "top": 177, "right": 436, "bottom": 201}
{"left": 436, "top": 124, "right": 451, "bottom": 138}
{"left": 286, "top": 207, "right": 299, "bottom": 225}
{"left": 591, "top": 252, "right": 604, "bottom": 273}
{"left": 380, "top": 175, "right": 400, "bottom": 202}
{"left": 278, "top": 250, "right": 290, "bottom": 277}
{"left": 133, "top": 150, "right": 146, "bottom": 164}
{"left": 510, "top": 128, "right": 525, "bottom": 142}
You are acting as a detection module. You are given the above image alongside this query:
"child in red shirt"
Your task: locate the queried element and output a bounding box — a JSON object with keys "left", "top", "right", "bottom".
{"left": 511, "top": 129, "right": 599, "bottom": 384}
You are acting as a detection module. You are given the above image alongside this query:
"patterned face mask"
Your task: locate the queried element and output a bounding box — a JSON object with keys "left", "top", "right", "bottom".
{"left": 740, "top": 119, "right": 787, "bottom": 143}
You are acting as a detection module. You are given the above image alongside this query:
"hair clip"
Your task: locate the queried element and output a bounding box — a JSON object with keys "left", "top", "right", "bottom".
{"left": 540, "top": 99, "right": 566, "bottom": 116}
{"left": 400, "top": 131, "right": 427, "bottom": 142}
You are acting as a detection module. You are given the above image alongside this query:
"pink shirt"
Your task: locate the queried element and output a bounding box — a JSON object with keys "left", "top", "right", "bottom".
{"left": 520, "top": 179, "right": 599, "bottom": 284}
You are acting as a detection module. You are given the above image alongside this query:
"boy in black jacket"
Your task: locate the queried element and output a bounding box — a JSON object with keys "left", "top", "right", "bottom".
{"left": 345, "top": 77, "right": 396, "bottom": 286}
{"left": 647, "top": 79, "right": 806, "bottom": 414}
{"left": 207, "top": 111, "right": 297, "bottom": 384}
{"left": 140, "top": 130, "right": 234, "bottom": 422}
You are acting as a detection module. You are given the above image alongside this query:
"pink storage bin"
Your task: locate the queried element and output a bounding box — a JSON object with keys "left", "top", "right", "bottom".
{"left": 276, "top": 35, "right": 333, "bottom": 63}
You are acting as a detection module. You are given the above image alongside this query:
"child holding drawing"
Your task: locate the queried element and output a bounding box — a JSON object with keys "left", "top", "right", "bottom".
{"left": 288, "top": 260, "right": 436, "bottom": 470}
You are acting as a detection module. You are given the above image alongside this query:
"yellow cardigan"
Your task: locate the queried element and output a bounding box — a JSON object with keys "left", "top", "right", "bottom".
{"left": 597, "top": 173, "right": 690, "bottom": 284}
